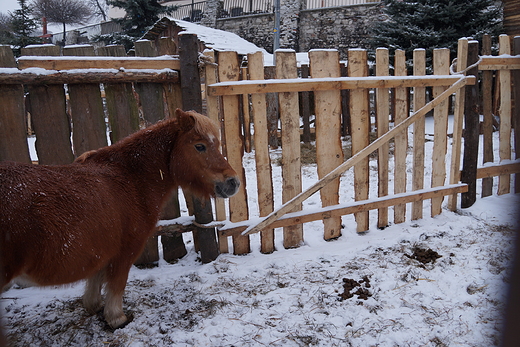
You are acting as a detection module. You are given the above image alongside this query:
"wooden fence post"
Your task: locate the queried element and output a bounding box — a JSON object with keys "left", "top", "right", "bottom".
{"left": 430, "top": 48, "right": 450, "bottom": 216}
{"left": 481, "top": 34, "right": 494, "bottom": 197}
{"left": 63, "top": 45, "right": 107, "bottom": 156}
{"left": 217, "top": 49, "right": 250, "bottom": 255}
{"left": 309, "top": 49, "right": 344, "bottom": 240}
{"left": 204, "top": 50, "right": 229, "bottom": 254}
{"left": 514, "top": 36, "right": 520, "bottom": 193}
{"left": 348, "top": 49, "right": 370, "bottom": 232}
{"left": 276, "top": 49, "right": 304, "bottom": 247}
{"left": 0, "top": 45, "right": 31, "bottom": 163}
{"left": 498, "top": 34, "right": 512, "bottom": 195}
{"left": 248, "top": 51, "right": 275, "bottom": 253}
{"left": 412, "top": 48, "right": 426, "bottom": 219}
{"left": 461, "top": 41, "right": 480, "bottom": 208}
{"left": 21, "top": 45, "right": 74, "bottom": 165}
{"left": 393, "top": 49, "right": 408, "bottom": 223}
{"left": 448, "top": 38, "right": 468, "bottom": 211}
{"left": 179, "top": 33, "right": 220, "bottom": 262}
{"left": 375, "top": 48, "right": 389, "bottom": 228}
{"left": 157, "top": 38, "right": 187, "bottom": 263}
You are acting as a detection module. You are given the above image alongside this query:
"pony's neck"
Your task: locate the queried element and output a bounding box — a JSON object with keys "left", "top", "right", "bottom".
{"left": 108, "top": 120, "right": 179, "bottom": 191}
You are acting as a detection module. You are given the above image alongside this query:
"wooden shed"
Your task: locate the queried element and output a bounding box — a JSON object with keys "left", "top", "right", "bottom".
{"left": 141, "top": 17, "right": 269, "bottom": 56}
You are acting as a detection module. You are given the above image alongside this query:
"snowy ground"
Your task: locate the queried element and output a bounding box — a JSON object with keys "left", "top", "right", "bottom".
{"left": 2, "top": 129, "right": 518, "bottom": 346}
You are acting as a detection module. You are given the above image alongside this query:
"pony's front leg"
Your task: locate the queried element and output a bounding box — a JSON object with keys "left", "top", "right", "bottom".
{"left": 104, "top": 265, "right": 131, "bottom": 329}
{"left": 83, "top": 270, "right": 105, "bottom": 314}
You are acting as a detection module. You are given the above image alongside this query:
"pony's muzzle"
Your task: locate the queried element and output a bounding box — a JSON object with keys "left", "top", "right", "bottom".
{"left": 215, "top": 177, "right": 240, "bottom": 198}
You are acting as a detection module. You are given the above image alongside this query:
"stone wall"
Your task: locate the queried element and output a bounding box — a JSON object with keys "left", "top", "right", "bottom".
{"left": 216, "top": 13, "right": 275, "bottom": 53}
{"left": 215, "top": 2, "right": 383, "bottom": 58}
{"left": 299, "top": 3, "right": 384, "bottom": 58}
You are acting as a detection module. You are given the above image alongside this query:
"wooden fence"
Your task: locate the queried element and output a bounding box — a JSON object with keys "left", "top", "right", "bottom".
{"left": 0, "top": 34, "right": 518, "bottom": 261}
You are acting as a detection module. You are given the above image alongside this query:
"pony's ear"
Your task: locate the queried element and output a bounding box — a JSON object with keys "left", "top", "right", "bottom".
{"left": 175, "top": 108, "right": 196, "bottom": 131}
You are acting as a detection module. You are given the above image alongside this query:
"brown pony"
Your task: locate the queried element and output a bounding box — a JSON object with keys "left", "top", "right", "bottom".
{"left": 0, "top": 109, "right": 239, "bottom": 329}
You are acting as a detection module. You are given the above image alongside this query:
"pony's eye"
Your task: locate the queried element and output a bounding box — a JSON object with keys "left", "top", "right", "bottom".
{"left": 195, "top": 144, "right": 206, "bottom": 152}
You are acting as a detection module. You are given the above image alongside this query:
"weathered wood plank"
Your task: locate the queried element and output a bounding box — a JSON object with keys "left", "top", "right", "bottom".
{"left": 0, "top": 69, "right": 179, "bottom": 84}
{"left": 476, "top": 161, "right": 520, "bottom": 179}
{"left": 96, "top": 45, "right": 140, "bottom": 144}
{"left": 63, "top": 45, "right": 108, "bottom": 157}
{"left": 431, "top": 48, "right": 450, "bottom": 217}
{"left": 218, "top": 50, "right": 250, "bottom": 255}
{"left": 204, "top": 50, "right": 228, "bottom": 254}
{"left": 481, "top": 34, "right": 494, "bottom": 197}
{"left": 0, "top": 45, "right": 31, "bottom": 163}
{"left": 411, "top": 49, "right": 426, "bottom": 220}
{"left": 21, "top": 45, "right": 74, "bottom": 165}
{"left": 17, "top": 56, "right": 181, "bottom": 70}
{"left": 498, "top": 34, "right": 512, "bottom": 195}
{"left": 348, "top": 49, "right": 370, "bottom": 233}
{"left": 478, "top": 56, "right": 520, "bottom": 70}
{"left": 309, "top": 49, "right": 344, "bottom": 240}
{"left": 375, "top": 48, "right": 389, "bottom": 228}
{"left": 393, "top": 49, "right": 408, "bottom": 223}
{"left": 134, "top": 40, "right": 165, "bottom": 125}
{"left": 248, "top": 51, "right": 275, "bottom": 253}
{"left": 220, "top": 184, "right": 468, "bottom": 237}
{"left": 513, "top": 36, "right": 520, "bottom": 193}
{"left": 207, "top": 75, "right": 475, "bottom": 96}
{"left": 276, "top": 50, "right": 303, "bottom": 248}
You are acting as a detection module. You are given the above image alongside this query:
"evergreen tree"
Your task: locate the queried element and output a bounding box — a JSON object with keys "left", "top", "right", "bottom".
{"left": 109, "top": 0, "right": 177, "bottom": 38}
{"left": 370, "top": 0, "right": 502, "bottom": 62}
{"left": 93, "top": 0, "right": 176, "bottom": 51}
{"left": 9, "top": 0, "right": 40, "bottom": 50}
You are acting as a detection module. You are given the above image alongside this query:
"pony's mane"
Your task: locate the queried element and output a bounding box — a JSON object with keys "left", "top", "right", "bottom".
{"left": 186, "top": 111, "right": 220, "bottom": 141}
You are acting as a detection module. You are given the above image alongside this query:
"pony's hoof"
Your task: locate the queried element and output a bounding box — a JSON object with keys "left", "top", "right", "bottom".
{"left": 107, "top": 313, "right": 131, "bottom": 330}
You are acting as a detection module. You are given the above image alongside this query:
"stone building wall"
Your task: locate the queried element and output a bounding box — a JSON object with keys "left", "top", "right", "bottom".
{"left": 216, "top": 13, "right": 275, "bottom": 53}
{"left": 214, "top": 2, "right": 383, "bottom": 58}
{"left": 299, "top": 3, "right": 384, "bottom": 58}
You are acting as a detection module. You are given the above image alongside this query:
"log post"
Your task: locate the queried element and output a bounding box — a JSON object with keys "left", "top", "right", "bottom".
{"left": 309, "top": 49, "right": 344, "bottom": 240}
{"left": 497, "top": 35, "right": 512, "bottom": 195}
{"left": 375, "top": 47, "right": 389, "bottom": 228}
{"left": 514, "top": 36, "right": 520, "bottom": 193}
{"left": 461, "top": 41, "right": 480, "bottom": 207}
{"left": 0, "top": 45, "right": 31, "bottom": 163}
{"left": 411, "top": 48, "right": 426, "bottom": 219}
{"left": 276, "top": 49, "right": 304, "bottom": 247}
{"left": 248, "top": 51, "right": 275, "bottom": 253}
{"left": 481, "top": 34, "right": 494, "bottom": 197}
{"left": 179, "top": 33, "right": 220, "bottom": 262}
{"left": 348, "top": 49, "right": 370, "bottom": 232}
{"left": 393, "top": 49, "right": 408, "bottom": 223}
{"left": 217, "top": 50, "right": 250, "bottom": 255}
{"left": 430, "top": 48, "right": 450, "bottom": 216}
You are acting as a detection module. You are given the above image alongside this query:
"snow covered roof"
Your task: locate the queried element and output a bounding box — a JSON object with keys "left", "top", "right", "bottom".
{"left": 143, "top": 17, "right": 269, "bottom": 57}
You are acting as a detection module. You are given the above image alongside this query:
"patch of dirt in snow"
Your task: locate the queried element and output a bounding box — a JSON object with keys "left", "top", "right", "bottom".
{"left": 2, "top": 215, "right": 515, "bottom": 347}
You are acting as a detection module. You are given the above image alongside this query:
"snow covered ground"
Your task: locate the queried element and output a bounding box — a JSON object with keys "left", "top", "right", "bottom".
{"left": 2, "top": 129, "right": 518, "bottom": 346}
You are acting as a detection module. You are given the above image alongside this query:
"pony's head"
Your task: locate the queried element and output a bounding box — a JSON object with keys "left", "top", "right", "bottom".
{"left": 171, "top": 109, "right": 240, "bottom": 199}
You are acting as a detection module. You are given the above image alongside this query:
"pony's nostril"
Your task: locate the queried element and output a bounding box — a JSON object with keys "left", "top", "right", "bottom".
{"left": 215, "top": 177, "right": 240, "bottom": 198}
{"left": 227, "top": 177, "right": 239, "bottom": 190}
